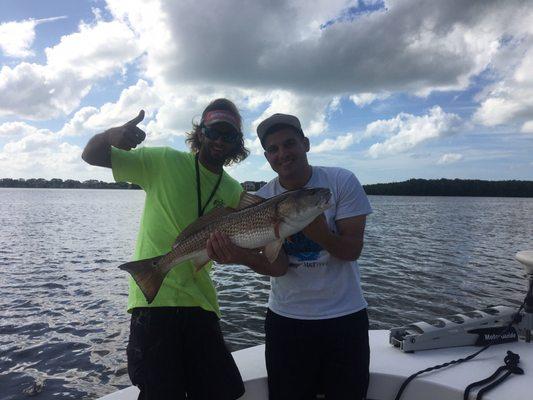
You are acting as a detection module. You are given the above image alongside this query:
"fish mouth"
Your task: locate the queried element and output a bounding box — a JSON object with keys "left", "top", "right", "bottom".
{"left": 307, "top": 188, "right": 332, "bottom": 209}
{"left": 319, "top": 190, "right": 332, "bottom": 209}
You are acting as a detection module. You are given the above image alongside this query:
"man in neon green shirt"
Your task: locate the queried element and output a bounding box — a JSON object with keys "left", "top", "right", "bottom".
{"left": 81, "top": 99, "right": 247, "bottom": 400}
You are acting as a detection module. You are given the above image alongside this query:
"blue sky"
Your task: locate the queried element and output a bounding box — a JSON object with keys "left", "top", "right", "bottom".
{"left": 0, "top": 0, "right": 532, "bottom": 184}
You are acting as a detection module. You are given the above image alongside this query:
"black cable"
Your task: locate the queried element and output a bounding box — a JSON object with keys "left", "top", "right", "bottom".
{"left": 394, "top": 344, "right": 491, "bottom": 400}
{"left": 463, "top": 351, "right": 524, "bottom": 400}
{"left": 463, "top": 366, "right": 505, "bottom": 400}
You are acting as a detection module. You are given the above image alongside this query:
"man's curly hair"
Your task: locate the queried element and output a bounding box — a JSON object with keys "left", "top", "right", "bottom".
{"left": 186, "top": 98, "right": 249, "bottom": 166}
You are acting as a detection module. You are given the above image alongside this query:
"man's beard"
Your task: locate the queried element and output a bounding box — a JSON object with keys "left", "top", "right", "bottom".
{"left": 204, "top": 143, "right": 230, "bottom": 166}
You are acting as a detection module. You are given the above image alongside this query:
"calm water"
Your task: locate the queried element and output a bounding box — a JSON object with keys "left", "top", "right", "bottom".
{"left": 0, "top": 188, "right": 532, "bottom": 399}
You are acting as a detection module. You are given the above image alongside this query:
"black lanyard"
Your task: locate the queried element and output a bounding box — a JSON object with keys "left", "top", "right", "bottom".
{"left": 195, "top": 153, "right": 223, "bottom": 217}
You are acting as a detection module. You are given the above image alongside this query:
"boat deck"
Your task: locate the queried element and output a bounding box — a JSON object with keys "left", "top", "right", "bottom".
{"left": 99, "top": 330, "right": 533, "bottom": 400}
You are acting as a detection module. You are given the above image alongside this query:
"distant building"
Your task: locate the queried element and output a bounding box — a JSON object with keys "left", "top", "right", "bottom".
{"left": 241, "top": 181, "right": 267, "bottom": 192}
{"left": 242, "top": 181, "right": 256, "bottom": 191}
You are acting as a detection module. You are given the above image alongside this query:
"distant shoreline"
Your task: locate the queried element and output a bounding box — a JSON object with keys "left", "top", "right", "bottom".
{"left": 363, "top": 178, "right": 533, "bottom": 198}
{"left": 1, "top": 178, "right": 532, "bottom": 197}
{"left": 0, "top": 178, "right": 140, "bottom": 190}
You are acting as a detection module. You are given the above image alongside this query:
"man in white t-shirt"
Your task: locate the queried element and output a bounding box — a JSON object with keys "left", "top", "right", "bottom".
{"left": 206, "top": 113, "right": 372, "bottom": 400}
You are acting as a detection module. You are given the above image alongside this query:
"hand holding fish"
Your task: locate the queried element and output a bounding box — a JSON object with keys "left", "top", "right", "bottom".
{"left": 302, "top": 213, "right": 330, "bottom": 246}
{"left": 207, "top": 231, "right": 251, "bottom": 265}
{"left": 106, "top": 110, "right": 146, "bottom": 151}
{"left": 207, "top": 231, "right": 289, "bottom": 277}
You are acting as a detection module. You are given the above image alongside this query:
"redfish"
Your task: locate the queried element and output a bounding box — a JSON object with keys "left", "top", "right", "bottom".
{"left": 119, "top": 188, "right": 331, "bottom": 303}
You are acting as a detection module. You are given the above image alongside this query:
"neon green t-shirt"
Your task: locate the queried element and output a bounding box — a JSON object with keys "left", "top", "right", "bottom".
{"left": 111, "top": 146, "right": 243, "bottom": 316}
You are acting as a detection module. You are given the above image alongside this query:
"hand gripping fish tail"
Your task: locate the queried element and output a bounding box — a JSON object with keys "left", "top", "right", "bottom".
{"left": 119, "top": 255, "right": 166, "bottom": 303}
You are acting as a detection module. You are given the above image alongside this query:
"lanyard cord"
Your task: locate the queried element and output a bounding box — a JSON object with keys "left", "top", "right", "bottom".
{"left": 195, "top": 153, "right": 223, "bottom": 217}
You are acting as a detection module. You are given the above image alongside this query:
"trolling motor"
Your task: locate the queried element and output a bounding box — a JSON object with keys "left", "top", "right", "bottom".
{"left": 390, "top": 250, "right": 533, "bottom": 352}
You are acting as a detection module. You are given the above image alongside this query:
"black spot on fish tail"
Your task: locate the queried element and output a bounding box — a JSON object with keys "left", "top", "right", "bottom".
{"left": 118, "top": 255, "right": 166, "bottom": 303}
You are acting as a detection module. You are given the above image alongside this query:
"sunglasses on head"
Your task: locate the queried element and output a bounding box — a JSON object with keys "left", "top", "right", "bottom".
{"left": 202, "top": 126, "right": 240, "bottom": 144}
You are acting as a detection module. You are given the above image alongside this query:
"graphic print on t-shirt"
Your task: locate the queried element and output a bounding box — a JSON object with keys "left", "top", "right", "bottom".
{"left": 283, "top": 231, "right": 323, "bottom": 264}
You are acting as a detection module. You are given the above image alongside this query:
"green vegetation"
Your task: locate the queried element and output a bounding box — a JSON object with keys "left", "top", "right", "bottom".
{"left": 1, "top": 178, "right": 532, "bottom": 197}
{"left": 363, "top": 178, "right": 533, "bottom": 197}
{"left": 0, "top": 178, "right": 140, "bottom": 190}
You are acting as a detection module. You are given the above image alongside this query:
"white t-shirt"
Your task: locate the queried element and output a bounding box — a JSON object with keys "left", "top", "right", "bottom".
{"left": 256, "top": 166, "right": 372, "bottom": 320}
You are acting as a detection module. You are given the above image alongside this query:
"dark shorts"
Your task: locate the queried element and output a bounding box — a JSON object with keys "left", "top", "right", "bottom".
{"left": 127, "top": 307, "right": 245, "bottom": 400}
{"left": 265, "top": 308, "right": 370, "bottom": 400}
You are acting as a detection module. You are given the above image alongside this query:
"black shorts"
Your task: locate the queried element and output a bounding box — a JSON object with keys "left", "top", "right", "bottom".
{"left": 127, "top": 307, "right": 245, "bottom": 400}
{"left": 265, "top": 308, "right": 370, "bottom": 400}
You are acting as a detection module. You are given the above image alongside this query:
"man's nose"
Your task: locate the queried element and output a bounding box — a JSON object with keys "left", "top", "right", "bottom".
{"left": 278, "top": 146, "right": 290, "bottom": 158}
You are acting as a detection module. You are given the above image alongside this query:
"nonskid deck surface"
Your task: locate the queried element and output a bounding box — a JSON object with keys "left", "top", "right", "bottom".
{"left": 98, "top": 330, "right": 533, "bottom": 400}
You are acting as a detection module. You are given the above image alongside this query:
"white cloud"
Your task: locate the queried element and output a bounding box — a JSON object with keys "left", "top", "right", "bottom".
{"left": 0, "top": 20, "right": 37, "bottom": 58}
{"left": 56, "top": 80, "right": 163, "bottom": 141}
{"left": 0, "top": 141, "right": 90, "bottom": 180}
{"left": 251, "top": 90, "right": 332, "bottom": 137}
{"left": 473, "top": 28, "right": 533, "bottom": 128}
{"left": 366, "top": 106, "right": 462, "bottom": 158}
{"left": 0, "top": 18, "right": 143, "bottom": 119}
{"left": 0, "top": 120, "right": 109, "bottom": 181}
{"left": 57, "top": 106, "right": 99, "bottom": 137}
{"left": 350, "top": 92, "right": 390, "bottom": 107}
{"left": 0, "top": 62, "right": 91, "bottom": 119}
{"left": 0, "top": 121, "right": 42, "bottom": 137}
{"left": 45, "top": 19, "right": 142, "bottom": 80}
{"left": 521, "top": 120, "right": 533, "bottom": 134}
{"left": 3, "top": 131, "right": 55, "bottom": 153}
{"left": 0, "top": 17, "right": 66, "bottom": 58}
{"left": 86, "top": 80, "right": 161, "bottom": 128}
{"left": 310, "top": 133, "right": 354, "bottom": 153}
{"left": 437, "top": 153, "right": 463, "bottom": 165}
{"left": 246, "top": 137, "right": 264, "bottom": 156}
{"left": 329, "top": 96, "right": 341, "bottom": 112}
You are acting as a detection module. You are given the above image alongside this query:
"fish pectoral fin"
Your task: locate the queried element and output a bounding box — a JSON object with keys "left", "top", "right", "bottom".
{"left": 274, "top": 221, "right": 281, "bottom": 239}
{"left": 272, "top": 216, "right": 285, "bottom": 239}
{"left": 264, "top": 240, "right": 283, "bottom": 263}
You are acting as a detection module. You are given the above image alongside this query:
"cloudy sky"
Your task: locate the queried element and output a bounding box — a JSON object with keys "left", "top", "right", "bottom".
{"left": 1, "top": 0, "right": 532, "bottom": 184}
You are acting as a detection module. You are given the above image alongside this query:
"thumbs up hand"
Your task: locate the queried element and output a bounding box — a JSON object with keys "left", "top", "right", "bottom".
{"left": 107, "top": 110, "right": 146, "bottom": 151}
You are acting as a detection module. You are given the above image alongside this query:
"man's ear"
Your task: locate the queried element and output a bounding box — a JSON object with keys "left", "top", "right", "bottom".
{"left": 303, "top": 136, "right": 310, "bottom": 152}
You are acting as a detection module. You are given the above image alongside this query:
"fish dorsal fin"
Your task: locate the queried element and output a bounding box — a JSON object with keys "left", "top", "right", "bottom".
{"left": 173, "top": 207, "right": 234, "bottom": 248}
{"left": 237, "top": 191, "right": 265, "bottom": 210}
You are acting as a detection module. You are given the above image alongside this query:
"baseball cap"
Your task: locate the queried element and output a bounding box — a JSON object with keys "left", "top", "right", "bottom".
{"left": 256, "top": 113, "right": 304, "bottom": 145}
{"left": 202, "top": 110, "right": 240, "bottom": 132}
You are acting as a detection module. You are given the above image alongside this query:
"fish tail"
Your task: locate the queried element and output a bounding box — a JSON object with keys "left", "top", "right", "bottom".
{"left": 118, "top": 255, "right": 167, "bottom": 304}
